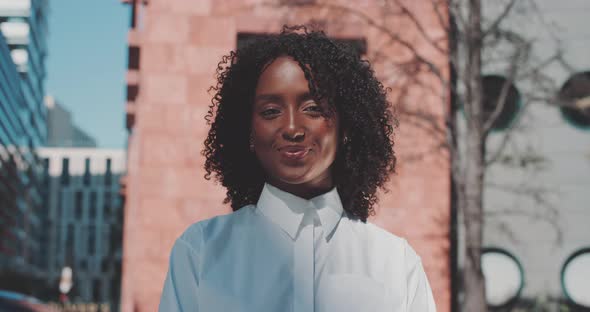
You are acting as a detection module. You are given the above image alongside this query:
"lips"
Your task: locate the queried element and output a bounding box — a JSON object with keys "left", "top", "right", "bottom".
{"left": 279, "top": 145, "right": 310, "bottom": 160}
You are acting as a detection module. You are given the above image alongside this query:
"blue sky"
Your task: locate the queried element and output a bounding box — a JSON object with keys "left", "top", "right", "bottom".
{"left": 46, "top": 0, "right": 129, "bottom": 148}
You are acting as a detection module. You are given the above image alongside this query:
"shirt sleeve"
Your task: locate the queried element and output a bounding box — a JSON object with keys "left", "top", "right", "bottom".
{"left": 159, "top": 227, "right": 202, "bottom": 312}
{"left": 404, "top": 241, "right": 437, "bottom": 312}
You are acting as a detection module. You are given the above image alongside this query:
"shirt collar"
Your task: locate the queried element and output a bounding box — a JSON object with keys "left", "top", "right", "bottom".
{"left": 256, "top": 183, "right": 344, "bottom": 240}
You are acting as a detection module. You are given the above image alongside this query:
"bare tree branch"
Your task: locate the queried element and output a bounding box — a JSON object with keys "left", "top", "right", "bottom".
{"left": 267, "top": 1, "right": 452, "bottom": 88}
{"left": 429, "top": 0, "right": 451, "bottom": 33}
{"left": 484, "top": 97, "right": 532, "bottom": 166}
{"left": 392, "top": 0, "right": 449, "bottom": 54}
{"left": 482, "top": 0, "right": 518, "bottom": 38}
{"left": 482, "top": 39, "right": 528, "bottom": 134}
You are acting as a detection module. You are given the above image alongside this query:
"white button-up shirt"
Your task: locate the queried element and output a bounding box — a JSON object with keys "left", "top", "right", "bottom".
{"left": 159, "top": 183, "right": 436, "bottom": 312}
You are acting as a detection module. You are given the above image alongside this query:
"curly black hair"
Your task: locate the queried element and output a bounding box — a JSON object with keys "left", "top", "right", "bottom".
{"left": 203, "top": 25, "right": 396, "bottom": 222}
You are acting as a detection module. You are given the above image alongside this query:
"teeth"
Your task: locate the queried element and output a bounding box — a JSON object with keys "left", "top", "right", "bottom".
{"left": 285, "top": 150, "right": 306, "bottom": 157}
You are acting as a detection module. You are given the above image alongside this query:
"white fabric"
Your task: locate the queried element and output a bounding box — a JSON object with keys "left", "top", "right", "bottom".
{"left": 159, "top": 183, "right": 437, "bottom": 312}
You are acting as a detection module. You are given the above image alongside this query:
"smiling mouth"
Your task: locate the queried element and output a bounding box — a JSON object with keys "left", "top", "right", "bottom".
{"left": 279, "top": 146, "right": 310, "bottom": 161}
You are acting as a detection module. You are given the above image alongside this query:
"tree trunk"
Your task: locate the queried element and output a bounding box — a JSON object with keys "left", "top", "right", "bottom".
{"left": 462, "top": 0, "right": 487, "bottom": 310}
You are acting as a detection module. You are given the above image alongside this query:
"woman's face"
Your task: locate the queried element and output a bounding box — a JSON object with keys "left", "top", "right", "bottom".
{"left": 251, "top": 56, "right": 339, "bottom": 198}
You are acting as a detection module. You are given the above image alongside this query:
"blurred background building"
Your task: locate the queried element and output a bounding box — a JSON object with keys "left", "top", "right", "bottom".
{"left": 45, "top": 95, "right": 97, "bottom": 148}
{"left": 0, "top": 0, "right": 49, "bottom": 296}
{"left": 37, "top": 147, "right": 125, "bottom": 310}
{"left": 458, "top": 0, "right": 590, "bottom": 309}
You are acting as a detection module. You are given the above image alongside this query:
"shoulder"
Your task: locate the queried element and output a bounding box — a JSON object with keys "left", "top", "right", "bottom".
{"left": 345, "top": 217, "right": 405, "bottom": 247}
{"left": 344, "top": 217, "right": 422, "bottom": 264}
{"left": 176, "top": 205, "right": 256, "bottom": 249}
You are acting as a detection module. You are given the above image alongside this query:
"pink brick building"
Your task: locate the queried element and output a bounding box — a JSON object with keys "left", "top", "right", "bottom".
{"left": 120, "top": 1, "right": 451, "bottom": 311}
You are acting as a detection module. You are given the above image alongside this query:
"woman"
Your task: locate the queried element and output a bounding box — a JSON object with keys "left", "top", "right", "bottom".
{"left": 159, "top": 26, "right": 436, "bottom": 312}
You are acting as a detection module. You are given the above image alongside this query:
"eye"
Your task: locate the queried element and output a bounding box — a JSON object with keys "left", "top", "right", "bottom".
{"left": 304, "top": 104, "right": 324, "bottom": 114}
{"left": 260, "top": 108, "right": 281, "bottom": 118}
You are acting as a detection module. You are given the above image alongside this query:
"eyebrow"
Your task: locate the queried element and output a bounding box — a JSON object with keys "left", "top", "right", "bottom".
{"left": 298, "top": 92, "right": 314, "bottom": 102}
{"left": 254, "top": 94, "right": 281, "bottom": 102}
{"left": 254, "top": 92, "right": 315, "bottom": 104}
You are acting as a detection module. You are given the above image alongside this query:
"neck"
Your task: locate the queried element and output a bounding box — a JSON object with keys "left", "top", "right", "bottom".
{"left": 267, "top": 176, "right": 334, "bottom": 200}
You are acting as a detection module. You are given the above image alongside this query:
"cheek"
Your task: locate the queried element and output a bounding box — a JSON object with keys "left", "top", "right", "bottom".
{"left": 316, "top": 122, "right": 339, "bottom": 155}
{"left": 251, "top": 118, "right": 276, "bottom": 144}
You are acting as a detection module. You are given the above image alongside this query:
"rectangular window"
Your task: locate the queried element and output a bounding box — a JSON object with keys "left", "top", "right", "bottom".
{"left": 88, "top": 225, "right": 96, "bottom": 255}
{"left": 89, "top": 191, "right": 97, "bottom": 219}
{"left": 66, "top": 224, "right": 74, "bottom": 252}
{"left": 83, "top": 158, "right": 91, "bottom": 186}
{"left": 104, "top": 191, "right": 112, "bottom": 218}
{"left": 42, "top": 158, "right": 50, "bottom": 186}
{"left": 74, "top": 191, "right": 83, "bottom": 220}
{"left": 126, "top": 84, "right": 138, "bottom": 102}
{"left": 105, "top": 158, "right": 112, "bottom": 186}
{"left": 129, "top": 46, "right": 140, "bottom": 70}
{"left": 101, "top": 258, "right": 109, "bottom": 273}
{"left": 93, "top": 279, "right": 101, "bottom": 301}
{"left": 237, "top": 33, "right": 366, "bottom": 56}
{"left": 60, "top": 158, "right": 70, "bottom": 185}
{"left": 79, "top": 259, "right": 87, "bottom": 271}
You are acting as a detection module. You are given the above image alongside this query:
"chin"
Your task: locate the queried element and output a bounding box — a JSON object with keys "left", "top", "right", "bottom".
{"left": 274, "top": 169, "right": 313, "bottom": 185}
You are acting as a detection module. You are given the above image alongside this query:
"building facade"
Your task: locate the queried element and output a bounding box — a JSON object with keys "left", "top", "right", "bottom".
{"left": 0, "top": 22, "right": 47, "bottom": 299}
{"left": 37, "top": 147, "right": 125, "bottom": 310}
{"left": 0, "top": 0, "right": 49, "bottom": 147}
{"left": 119, "top": 0, "right": 451, "bottom": 311}
{"left": 455, "top": 0, "right": 590, "bottom": 309}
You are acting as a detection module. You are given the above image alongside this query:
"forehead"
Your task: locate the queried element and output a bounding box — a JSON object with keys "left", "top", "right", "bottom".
{"left": 255, "top": 56, "right": 310, "bottom": 94}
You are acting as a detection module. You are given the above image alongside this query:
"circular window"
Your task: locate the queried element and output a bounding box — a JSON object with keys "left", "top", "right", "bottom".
{"left": 482, "top": 75, "right": 522, "bottom": 131}
{"left": 558, "top": 72, "right": 590, "bottom": 129}
{"left": 561, "top": 248, "right": 590, "bottom": 309}
{"left": 481, "top": 247, "right": 524, "bottom": 308}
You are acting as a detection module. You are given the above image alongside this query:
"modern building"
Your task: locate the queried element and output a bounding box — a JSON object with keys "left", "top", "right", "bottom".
{"left": 119, "top": 0, "right": 451, "bottom": 311}
{"left": 0, "top": 27, "right": 46, "bottom": 296}
{"left": 37, "top": 147, "right": 126, "bottom": 310}
{"left": 0, "top": 0, "right": 49, "bottom": 148}
{"left": 456, "top": 0, "right": 590, "bottom": 309}
{"left": 45, "top": 95, "right": 97, "bottom": 148}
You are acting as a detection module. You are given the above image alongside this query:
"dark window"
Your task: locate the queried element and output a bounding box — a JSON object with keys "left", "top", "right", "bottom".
{"left": 127, "top": 85, "right": 139, "bottom": 102}
{"left": 88, "top": 225, "right": 96, "bottom": 255}
{"left": 104, "top": 191, "right": 112, "bottom": 218}
{"left": 236, "top": 33, "right": 366, "bottom": 56}
{"left": 89, "top": 192, "right": 97, "bottom": 219}
{"left": 66, "top": 224, "right": 74, "bottom": 256}
{"left": 93, "top": 278, "right": 101, "bottom": 301}
{"left": 61, "top": 158, "right": 70, "bottom": 185}
{"left": 42, "top": 158, "right": 49, "bottom": 185}
{"left": 57, "top": 190, "right": 63, "bottom": 220}
{"left": 482, "top": 75, "right": 521, "bottom": 131}
{"left": 558, "top": 71, "right": 590, "bottom": 129}
{"left": 101, "top": 258, "right": 109, "bottom": 273}
{"left": 74, "top": 191, "right": 83, "bottom": 219}
{"left": 79, "top": 259, "right": 87, "bottom": 271}
{"left": 130, "top": 0, "right": 138, "bottom": 28}
{"left": 129, "top": 46, "right": 140, "bottom": 70}
{"left": 105, "top": 158, "right": 112, "bottom": 186}
{"left": 54, "top": 220, "right": 61, "bottom": 257}
{"left": 83, "top": 158, "right": 91, "bottom": 186}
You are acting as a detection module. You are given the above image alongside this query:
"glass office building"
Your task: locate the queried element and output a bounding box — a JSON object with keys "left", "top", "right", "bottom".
{"left": 0, "top": 0, "right": 49, "bottom": 294}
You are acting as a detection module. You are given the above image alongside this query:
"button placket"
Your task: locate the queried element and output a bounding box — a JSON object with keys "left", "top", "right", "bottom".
{"left": 294, "top": 210, "right": 315, "bottom": 311}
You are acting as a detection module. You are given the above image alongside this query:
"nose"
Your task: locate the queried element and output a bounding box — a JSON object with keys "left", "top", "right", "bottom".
{"left": 282, "top": 108, "right": 305, "bottom": 142}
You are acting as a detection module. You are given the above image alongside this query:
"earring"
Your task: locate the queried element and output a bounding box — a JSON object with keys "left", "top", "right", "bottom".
{"left": 249, "top": 135, "right": 255, "bottom": 152}
{"left": 343, "top": 135, "right": 349, "bottom": 145}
